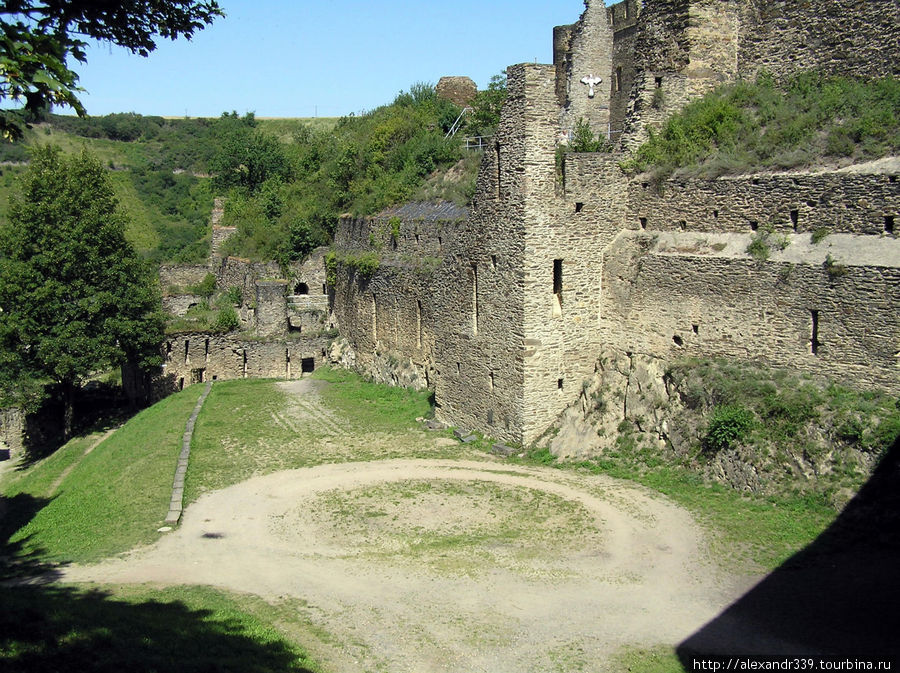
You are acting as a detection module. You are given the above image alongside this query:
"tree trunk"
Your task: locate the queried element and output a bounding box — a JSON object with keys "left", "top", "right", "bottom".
{"left": 62, "top": 380, "right": 75, "bottom": 441}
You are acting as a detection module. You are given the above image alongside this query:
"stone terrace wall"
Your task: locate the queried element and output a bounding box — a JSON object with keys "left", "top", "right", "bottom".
{"left": 159, "top": 264, "right": 210, "bottom": 293}
{"left": 629, "top": 172, "right": 900, "bottom": 235}
{"left": 160, "top": 333, "right": 331, "bottom": 392}
{"left": 738, "top": 0, "right": 900, "bottom": 81}
{"left": 334, "top": 202, "right": 468, "bottom": 256}
{"left": 600, "top": 230, "right": 900, "bottom": 394}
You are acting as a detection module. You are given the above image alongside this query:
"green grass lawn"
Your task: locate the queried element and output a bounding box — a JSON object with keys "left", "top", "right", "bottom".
{"left": 2, "top": 385, "right": 204, "bottom": 564}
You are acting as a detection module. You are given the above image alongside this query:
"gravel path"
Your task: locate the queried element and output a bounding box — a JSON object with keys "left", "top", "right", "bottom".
{"left": 64, "top": 458, "right": 752, "bottom": 672}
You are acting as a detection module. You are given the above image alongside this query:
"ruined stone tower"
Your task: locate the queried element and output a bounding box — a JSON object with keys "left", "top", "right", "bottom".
{"left": 329, "top": 0, "right": 900, "bottom": 446}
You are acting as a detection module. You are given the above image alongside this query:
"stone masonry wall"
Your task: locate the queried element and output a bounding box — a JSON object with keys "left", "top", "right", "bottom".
{"left": 557, "top": 1, "right": 615, "bottom": 138}
{"left": 160, "top": 333, "right": 330, "bottom": 392}
{"left": 599, "top": 230, "right": 900, "bottom": 393}
{"left": 629, "top": 172, "right": 900, "bottom": 235}
{"left": 430, "top": 64, "right": 532, "bottom": 442}
{"left": 738, "top": 0, "right": 900, "bottom": 81}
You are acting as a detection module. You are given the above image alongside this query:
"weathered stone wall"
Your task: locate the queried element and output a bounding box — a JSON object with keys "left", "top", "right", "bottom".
{"left": 557, "top": 1, "right": 615, "bottom": 138}
{"left": 160, "top": 333, "right": 330, "bottom": 392}
{"left": 428, "top": 64, "right": 537, "bottom": 442}
{"left": 0, "top": 407, "right": 24, "bottom": 460}
{"left": 162, "top": 294, "right": 205, "bottom": 317}
{"left": 599, "top": 230, "right": 900, "bottom": 393}
{"left": 159, "top": 264, "right": 210, "bottom": 293}
{"left": 608, "top": 0, "right": 640, "bottom": 136}
{"left": 629, "top": 172, "right": 900, "bottom": 235}
{"left": 737, "top": 0, "right": 900, "bottom": 81}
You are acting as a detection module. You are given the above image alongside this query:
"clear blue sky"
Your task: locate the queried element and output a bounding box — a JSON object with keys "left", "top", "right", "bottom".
{"left": 69, "top": 0, "right": 601, "bottom": 119}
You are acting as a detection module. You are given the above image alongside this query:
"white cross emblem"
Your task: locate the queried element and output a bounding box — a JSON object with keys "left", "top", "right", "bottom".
{"left": 580, "top": 74, "right": 602, "bottom": 98}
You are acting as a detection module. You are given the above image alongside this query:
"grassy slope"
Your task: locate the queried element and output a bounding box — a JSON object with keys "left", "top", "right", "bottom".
{"left": 3, "top": 385, "right": 204, "bottom": 563}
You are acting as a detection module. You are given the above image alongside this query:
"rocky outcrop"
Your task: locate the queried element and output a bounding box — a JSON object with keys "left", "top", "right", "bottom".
{"left": 549, "top": 350, "right": 890, "bottom": 504}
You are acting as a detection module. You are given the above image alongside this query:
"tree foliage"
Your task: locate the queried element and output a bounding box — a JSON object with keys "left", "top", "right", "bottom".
{"left": 0, "top": 146, "right": 163, "bottom": 431}
{"left": 0, "top": 0, "right": 222, "bottom": 140}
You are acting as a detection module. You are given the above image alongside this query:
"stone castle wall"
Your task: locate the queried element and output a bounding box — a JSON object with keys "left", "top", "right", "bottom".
{"left": 326, "top": 0, "right": 900, "bottom": 448}
{"left": 737, "top": 0, "right": 900, "bottom": 82}
{"left": 629, "top": 172, "right": 900, "bottom": 235}
{"left": 599, "top": 230, "right": 900, "bottom": 393}
{"left": 160, "top": 333, "right": 330, "bottom": 392}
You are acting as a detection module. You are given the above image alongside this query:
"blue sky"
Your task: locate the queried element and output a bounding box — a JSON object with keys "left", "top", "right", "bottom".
{"left": 70, "top": 0, "right": 598, "bottom": 118}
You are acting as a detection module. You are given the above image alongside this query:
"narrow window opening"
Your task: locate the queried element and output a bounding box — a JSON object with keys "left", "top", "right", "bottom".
{"left": 575, "top": 202, "right": 584, "bottom": 213}
{"left": 654, "top": 76, "right": 663, "bottom": 88}
{"left": 286, "top": 348, "right": 291, "bottom": 378}
{"left": 487, "top": 409, "right": 494, "bottom": 426}
{"left": 639, "top": 217, "right": 647, "bottom": 229}
{"left": 184, "top": 339, "right": 190, "bottom": 365}
{"left": 178, "top": 377, "right": 184, "bottom": 390}
{"left": 438, "top": 236, "right": 443, "bottom": 250}
{"left": 673, "top": 335, "right": 684, "bottom": 346}
{"left": 889, "top": 175, "right": 897, "bottom": 184}
{"left": 242, "top": 351, "right": 247, "bottom": 378}
{"left": 204, "top": 338, "right": 210, "bottom": 363}
{"left": 416, "top": 299, "right": 422, "bottom": 348}
{"left": 457, "top": 362, "right": 461, "bottom": 376}
{"left": 810, "top": 310, "right": 820, "bottom": 355}
{"left": 322, "top": 283, "right": 327, "bottom": 294}
{"left": 614, "top": 67, "right": 622, "bottom": 93}
{"left": 166, "top": 341, "right": 172, "bottom": 360}
{"left": 489, "top": 371, "right": 494, "bottom": 391}
{"left": 625, "top": 2, "right": 631, "bottom": 19}
{"left": 372, "top": 293, "right": 377, "bottom": 343}
{"left": 495, "top": 142, "right": 502, "bottom": 200}
{"left": 391, "top": 237, "right": 397, "bottom": 251}
{"left": 713, "top": 209, "right": 719, "bottom": 219}
{"left": 553, "top": 258, "right": 563, "bottom": 316}
{"left": 885, "top": 216, "right": 895, "bottom": 234}
{"left": 301, "top": 357, "right": 315, "bottom": 373}
{"left": 790, "top": 210, "right": 799, "bottom": 231}
{"left": 491, "top": 254, "right": 497, "bottom": 270}
{"left": 679, "top": 220, "right": 687, "bottom": 231}
{"left": 557, "top": 378, "right": 564, "bottom": 390}
{"left": 471, "top": 263, "right": 479, "bottom": 335}
{"left": 750, "top": 221, "right": 759, "bottom": 232}
{"left": 692, "top": 324, "right": 699, "bottom": 334}
{"left": 415, "top": 233, "right": 420, "bottom": 245}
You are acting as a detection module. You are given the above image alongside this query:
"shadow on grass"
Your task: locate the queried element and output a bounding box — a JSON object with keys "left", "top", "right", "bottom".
{"left": 0, "top": 493, "right": 316, "bottom": 673}
{"left": 678, "top": 438, "right": 900, "bottom": 662}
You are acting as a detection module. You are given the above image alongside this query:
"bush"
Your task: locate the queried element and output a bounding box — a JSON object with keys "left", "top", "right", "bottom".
{"left": 213, "top": 306, "right": 240, "bottom": 332}
{"left": 704, "top": 405, "right": 755, "bottom": 453}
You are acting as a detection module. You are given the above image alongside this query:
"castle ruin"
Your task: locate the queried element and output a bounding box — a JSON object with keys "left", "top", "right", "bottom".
{"left": 329, "top": 0, "right": 900, "bottom": 446}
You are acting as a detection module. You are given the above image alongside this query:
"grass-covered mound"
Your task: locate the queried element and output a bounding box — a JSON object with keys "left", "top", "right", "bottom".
{"left": 622, "top": 72, "right": 900, "bottom": 179}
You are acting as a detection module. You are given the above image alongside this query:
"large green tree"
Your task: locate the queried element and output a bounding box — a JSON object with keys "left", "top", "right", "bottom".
{"left": 1, "top": 0, "right": 223, "bottom": 140}
{"left": 0, "top": 146, "right": 164, "bottom": 437}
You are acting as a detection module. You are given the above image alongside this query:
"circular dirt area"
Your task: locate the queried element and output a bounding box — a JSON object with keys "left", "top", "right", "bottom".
{"left": 65, "top": 459, "right": 747, "bottom": 672}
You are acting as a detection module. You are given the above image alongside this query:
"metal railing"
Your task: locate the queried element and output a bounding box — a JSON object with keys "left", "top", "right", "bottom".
{"left": 461, "top": 135, "right": 493, "bottom": 151}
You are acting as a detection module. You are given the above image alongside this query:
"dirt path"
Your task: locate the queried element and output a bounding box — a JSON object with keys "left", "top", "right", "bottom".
{"left": 64, "top": 457, "right": 755, "bottom": 672}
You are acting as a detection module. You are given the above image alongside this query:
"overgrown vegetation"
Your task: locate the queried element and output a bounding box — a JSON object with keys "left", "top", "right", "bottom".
{"left": 622, "top": 72, "right": 900, "bottom": 180}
